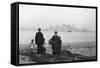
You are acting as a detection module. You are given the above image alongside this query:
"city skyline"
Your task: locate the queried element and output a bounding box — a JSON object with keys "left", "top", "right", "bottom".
{"left": 19, "top": 24, "right": 95, "bottom": 32}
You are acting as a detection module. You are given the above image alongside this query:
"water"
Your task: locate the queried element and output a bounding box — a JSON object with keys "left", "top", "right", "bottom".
{"left": 19, "top": 30, "right": 96, "bottom": 44}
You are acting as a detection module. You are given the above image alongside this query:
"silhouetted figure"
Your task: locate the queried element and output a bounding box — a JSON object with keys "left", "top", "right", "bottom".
{"left": 49, "top": 31, "right": 62, "bottom": 55}
{"left": 35, "top": 28, "right": 45, "bottom": 54}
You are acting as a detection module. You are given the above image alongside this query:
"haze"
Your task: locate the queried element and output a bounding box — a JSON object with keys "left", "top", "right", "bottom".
{"left": 19, "top": 4, "right": 96, "bottom": 31}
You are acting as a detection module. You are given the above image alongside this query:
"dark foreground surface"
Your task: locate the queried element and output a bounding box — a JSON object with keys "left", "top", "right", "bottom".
{"left": 19, "top": 47, "right": 96, "bottom": 64}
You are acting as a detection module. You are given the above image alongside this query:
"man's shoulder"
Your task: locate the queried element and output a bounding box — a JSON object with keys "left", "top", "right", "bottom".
{"left": 52, "top": 35, "right": 60, "bottom": 39}
{"left": 36, "top": 32, "right": 41, "bottom": 34}
{"left": 36, "top": 32, "right": 43, "bottom": 35}
{"left": 54, "top": 35, "right": 60, "bottom": 37}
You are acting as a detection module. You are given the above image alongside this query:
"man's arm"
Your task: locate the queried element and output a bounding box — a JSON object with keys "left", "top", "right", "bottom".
{"left": 58, "top": 36, "right": 62, "bottom": 45}
{"left": 35, "top": 33, "right": 38, "bottom": 44}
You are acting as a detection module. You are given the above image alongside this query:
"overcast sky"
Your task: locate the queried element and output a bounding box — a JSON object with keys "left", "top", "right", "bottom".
{"left": 19, "top": 4, "right": 96, "bottom": 31}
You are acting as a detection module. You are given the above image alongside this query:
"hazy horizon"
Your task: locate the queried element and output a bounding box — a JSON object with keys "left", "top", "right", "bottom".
{"left": 19, "top": 4, "right": 96, "bottom": 31}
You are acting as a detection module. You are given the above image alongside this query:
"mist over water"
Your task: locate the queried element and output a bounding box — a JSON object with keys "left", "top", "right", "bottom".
{"left": 19, "top": 30, "right": 96, "bottom": 45}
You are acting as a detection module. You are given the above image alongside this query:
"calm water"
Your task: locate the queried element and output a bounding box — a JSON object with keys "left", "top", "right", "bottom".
{"left": 19, "top": 30, "right": 96, "bottom": 44}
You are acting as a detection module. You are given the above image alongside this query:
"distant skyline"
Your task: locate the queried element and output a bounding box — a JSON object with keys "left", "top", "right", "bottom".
{"left": 19, "top": 4, "right": 96, "bottom": 31}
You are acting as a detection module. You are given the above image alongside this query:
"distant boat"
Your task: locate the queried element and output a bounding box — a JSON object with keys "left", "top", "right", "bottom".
{"left": 67, "top": 30, "right": 72, "bottom": 32}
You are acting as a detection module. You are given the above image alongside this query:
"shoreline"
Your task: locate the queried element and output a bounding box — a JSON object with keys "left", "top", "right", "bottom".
{"left": 19, "top": 41, "right": 96, "bottom": 48}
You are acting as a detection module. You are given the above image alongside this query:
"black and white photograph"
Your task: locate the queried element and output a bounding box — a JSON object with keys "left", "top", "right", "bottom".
{"left": 18, "top": 3, "right": 97, "bottom": 64}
